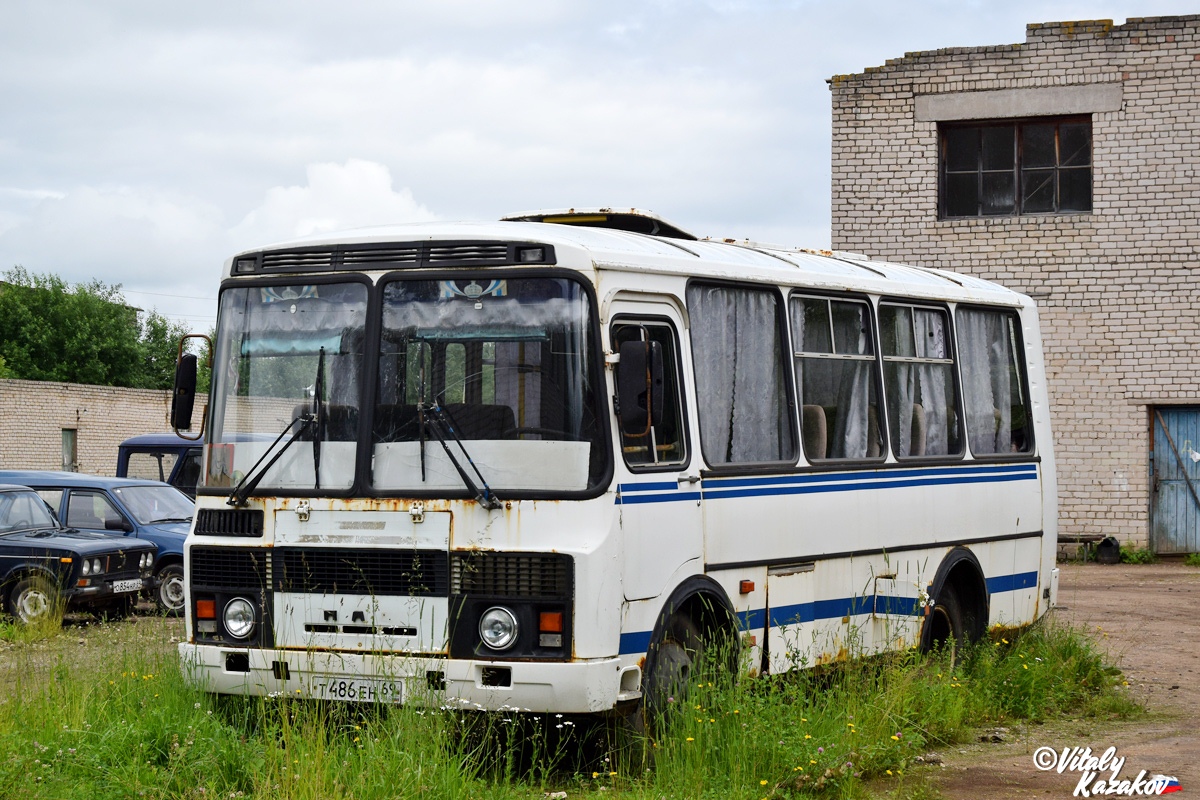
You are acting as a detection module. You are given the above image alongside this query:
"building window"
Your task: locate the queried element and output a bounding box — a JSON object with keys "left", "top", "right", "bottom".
{"left": 61, "top": 428, "right": 77, "bottom": 472}
{"left": 940, "top": 117, "right": 1092, "bottom": 218}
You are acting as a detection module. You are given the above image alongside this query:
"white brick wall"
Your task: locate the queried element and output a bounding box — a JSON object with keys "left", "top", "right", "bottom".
{"left": 0, "top": 379, "right": 207, "bottom": 476}
{"left": 830, "top": 16, "right": 1200, "bottom": 547}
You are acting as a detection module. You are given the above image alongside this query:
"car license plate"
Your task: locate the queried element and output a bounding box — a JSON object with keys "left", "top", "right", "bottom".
{"left": 308, "top": 676, "right": 403, "bottom": 703}
{"left": 111, "top": 579, "right": 143, "bottom": 594}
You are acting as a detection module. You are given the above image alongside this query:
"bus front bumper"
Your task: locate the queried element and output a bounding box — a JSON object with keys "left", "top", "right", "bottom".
{"left": 178, "top": 643, "right": 625, "bottom": 713}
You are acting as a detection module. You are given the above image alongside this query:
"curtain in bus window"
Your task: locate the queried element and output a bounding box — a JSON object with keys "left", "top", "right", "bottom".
{"left": 829, "top": 302, "right": 874, "bottom": 458}
{"left": 687, "top": 284, "right": 793, "bottom": 464}
{"left": 883, "top": 306, "right": 957, "bottom": 457}
{"left": 913, "top": 309, "right": 951, "bottom": 455}
{"left": 791, "top": 298, "right": 877, "bottom": 460}
{"left": 957, "top": 309, "right": 1013, "bottom": 455}
{"left": 494, "top": 342, "right": 542, "bottom": 429}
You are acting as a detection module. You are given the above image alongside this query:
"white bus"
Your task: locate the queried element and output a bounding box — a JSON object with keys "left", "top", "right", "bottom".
{"left": 171, "top": 209, "right": 1058, "bottom": 716}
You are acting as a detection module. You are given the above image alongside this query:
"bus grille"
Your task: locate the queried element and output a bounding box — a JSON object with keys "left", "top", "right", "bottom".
{"left": 275, "top": 548, "right": 449, "bottom": 597}
{"left": 241, "top": 241, "right": 554, "bottom": 274}
{"left": 195, "top": 509, "right": 264, "bottom": 537}
{"left": 190, "top": 547, "right": 271, "bottom": 589}
{"left": 261, "top": 250, "right": 336, "bottom": 270}
{"left": 341, "top": 246, "right": 420, "bottom": 266}
{"left": 428, "top": 244, "right": 509, "bottom": 263}
{"left": 450, "top": 553, "right": 572, "bottom": 599}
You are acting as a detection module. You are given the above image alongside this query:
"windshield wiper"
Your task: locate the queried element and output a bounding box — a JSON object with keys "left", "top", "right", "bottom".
{"left": 227, "top": 413, "right": 313, "bottom": 507}
{"left": 418, "top": 399, "right": 502, "bottom": 510}
{"left": 312, "top": 347, "right": 326, "bottom": 491}
{"left": 149, "top": 516, "right": 193, "bottom": 524}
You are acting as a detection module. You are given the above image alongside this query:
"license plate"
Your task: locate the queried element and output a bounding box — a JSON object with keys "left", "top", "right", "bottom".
{"left": 111, "top": 579, "right": 143, "bottom": 594}
{"left": 308, "top": 676, "right": 403, "bottom": 704}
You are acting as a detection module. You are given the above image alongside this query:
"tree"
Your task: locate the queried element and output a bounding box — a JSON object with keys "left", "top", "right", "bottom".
{"left": 0, "top": 267, "right": 205, "bottom": 390}
{"left": 139, "top": 310, "right": 192, "bottom": 390}
{"left": 0, "top": 267, "right": 143, "bottom": 386}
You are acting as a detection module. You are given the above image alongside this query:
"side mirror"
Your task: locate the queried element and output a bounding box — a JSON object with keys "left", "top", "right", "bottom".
{"left": 171, "top": 353, "right": 198, "bottom": 431}
{"left": 105, "top": 517, "right": 135, "bottom": 533}
{"left": 616, "top": 339, "right": 664, "bottom": 437}
{"left": 171, "top": 333, "right": 211, "bottom": 440}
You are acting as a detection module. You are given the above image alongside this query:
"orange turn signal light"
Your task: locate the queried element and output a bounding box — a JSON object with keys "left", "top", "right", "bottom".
{"left": 739, "top": 580, "right": 755, "bottom": 594}
{"left": 196, "top": 599, "right": 216, "bottom": 619}
{"left": 538, "top": 611, "right": 563, "bottom": 633}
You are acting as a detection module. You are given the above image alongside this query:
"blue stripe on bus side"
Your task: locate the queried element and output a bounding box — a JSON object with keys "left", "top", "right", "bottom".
{"left": 618, "top": 569, "right": 1041, "bottom": 655}
{"left": 616, "top": 463, "right": 1037, "bottom": 505}
{"left": 985, "top": 570, "right": 1039, "bottom": 594}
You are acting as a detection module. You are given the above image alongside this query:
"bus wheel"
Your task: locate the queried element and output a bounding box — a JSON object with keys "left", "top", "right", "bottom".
{"left": 926, "top": 585, "right": 966, "bottom": 663}
{"left": 643, "top": 614, "right": 704, "bottom": 721}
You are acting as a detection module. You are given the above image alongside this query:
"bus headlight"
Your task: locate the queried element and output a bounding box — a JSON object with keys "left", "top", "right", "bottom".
{"left": 223, "top": 598, "right": 257, "bottom": 639}
{"left": 479, "top": 606, "right": 519, "bottom": 651}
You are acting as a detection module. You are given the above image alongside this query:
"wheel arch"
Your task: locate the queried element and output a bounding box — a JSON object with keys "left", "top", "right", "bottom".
{"left": 154, "top": 553, "right": 183, "bottom": 572}
{"left": 642, "top": 574, "right": 738, "bottom": 684}
{"left": 921, "top": 546, "right": 989, "bottom": 648}
{"left": 1, "top": 563, "right": 61, "bottom": 594}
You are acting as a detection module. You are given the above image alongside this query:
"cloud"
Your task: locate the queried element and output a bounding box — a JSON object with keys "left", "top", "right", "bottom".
{"left": 0, "top": 160, "right": 436, "bottom": 324}
{"left": 228, "top": 160, "right": 438, "bottom": 249}
{"left": 0, "top": 185, "right": 224, "bottom": 284}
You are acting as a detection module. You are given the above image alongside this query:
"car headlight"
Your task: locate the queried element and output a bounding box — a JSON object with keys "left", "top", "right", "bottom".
{"left": 140, "top": 553, "right": 151, "bottom": 569}
{"left": 92, "top": 558, "right": 103, "bottom": 575}
{"left": 478, "top": 606, "right": 519, "bottom": 651}
{"left": 223, "top": 598, "right": 256, "bottom": 639}
{"left": 81, "top": 559, "right": 91, "bottom": 576}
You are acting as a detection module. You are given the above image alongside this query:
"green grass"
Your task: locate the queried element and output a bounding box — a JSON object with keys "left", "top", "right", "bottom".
{"left": 0, "top": 617, "right": 1139, "bottom": 799}
{"left": 1119, "top": 545, "right": 1156, "bottom": 564}
{"left": 1183, "top": 553, "right": 1200, "bottom": 567}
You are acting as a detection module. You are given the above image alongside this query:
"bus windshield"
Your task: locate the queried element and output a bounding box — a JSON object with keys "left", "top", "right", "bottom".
{"left": 373, "top": 276, "right": 603, "bottom": 493}
{"left": 205, "top": 275, "right": 605, "bottom": 496}
{"left": 207, "top": 281, "right": 368, "bottom": 492}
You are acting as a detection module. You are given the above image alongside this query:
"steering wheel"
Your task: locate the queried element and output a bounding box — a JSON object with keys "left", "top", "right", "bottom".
{"left": 503, "top": 427, "right": 571, "bottom": 441}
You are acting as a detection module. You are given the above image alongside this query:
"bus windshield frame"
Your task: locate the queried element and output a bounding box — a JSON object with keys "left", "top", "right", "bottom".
{"left": 201, "top": 270, "right": 612, "bottom": 501}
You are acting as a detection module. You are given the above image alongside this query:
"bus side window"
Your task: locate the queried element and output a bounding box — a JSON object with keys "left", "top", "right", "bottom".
{"left": 686, "top": 283, "right": 795, "bottom": 465}
{"left": 956, "top": 307, "right": 1034, "bottom": 455}
{"left": 879, "top": 303, "right": 963, "bottom": 458}
{"left": 611, "top": 321, "right": 687, "bottom": 468}
{"left": 790, "top": 295, "right": 885, "bottom": 462}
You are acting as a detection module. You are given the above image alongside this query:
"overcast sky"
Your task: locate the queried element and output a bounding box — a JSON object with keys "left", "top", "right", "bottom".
{"left": 1, "top": 1, "right": 1193, "bottom": 329}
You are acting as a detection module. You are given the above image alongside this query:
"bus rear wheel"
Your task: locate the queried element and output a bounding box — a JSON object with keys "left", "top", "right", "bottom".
{"left": 926, "top": 585, "right": 966, "bottom": 663}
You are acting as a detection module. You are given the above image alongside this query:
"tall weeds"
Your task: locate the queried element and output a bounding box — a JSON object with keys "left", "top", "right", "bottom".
{"left": 0, "top": 616, "right": 1138, "bottom": 799}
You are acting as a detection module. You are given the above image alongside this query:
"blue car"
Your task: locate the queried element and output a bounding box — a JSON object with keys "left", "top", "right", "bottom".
{"left": 116, "top": 433, "right": 203, "bottom": 498}
{"left": 0, "top": 484, "right": 156, "bottom": 622}
{"left": 0, "top": 471, "right": 192, "bottom": 614}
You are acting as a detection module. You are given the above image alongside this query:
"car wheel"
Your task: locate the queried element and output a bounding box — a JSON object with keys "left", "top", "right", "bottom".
{"left": 7, "top": 576, "right": 58, "bottom": 624}
{"left": 155, "top": 563, "right": 185, "bottom": 615}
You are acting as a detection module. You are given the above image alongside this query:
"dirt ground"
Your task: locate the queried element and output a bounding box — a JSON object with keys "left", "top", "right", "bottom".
{"left": 925, "top": 561, "right": 1200, "bottom": 799}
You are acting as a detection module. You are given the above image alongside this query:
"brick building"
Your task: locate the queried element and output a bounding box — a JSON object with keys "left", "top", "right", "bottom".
{"left": 0, "top": 379, "right": 206, "bottom": 476}
{"left": 829, "top": 16, "right": 1200, "bottom": 552}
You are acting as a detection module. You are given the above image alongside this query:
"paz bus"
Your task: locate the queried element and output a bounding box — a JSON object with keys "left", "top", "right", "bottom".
{"left": 170, "top": 209, "right": 1058, "bottom": 717}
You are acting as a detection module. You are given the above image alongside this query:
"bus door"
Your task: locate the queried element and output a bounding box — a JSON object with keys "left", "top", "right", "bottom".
{"left": 609, "top": 303, "right": 701, "bottom": 601}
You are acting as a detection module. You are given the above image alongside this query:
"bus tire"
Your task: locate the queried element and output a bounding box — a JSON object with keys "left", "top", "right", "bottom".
{"left": 927, "top": 584, "right": 966, "bottom": 662}
{"left": 644, "top": 636, "right": 692, "bottom": 718}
